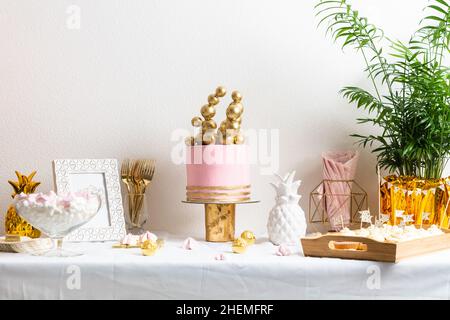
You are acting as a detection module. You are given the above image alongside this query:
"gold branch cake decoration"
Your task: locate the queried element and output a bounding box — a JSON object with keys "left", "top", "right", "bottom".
{"left": 186, "top": 86, "right": 245, "bottom": 146}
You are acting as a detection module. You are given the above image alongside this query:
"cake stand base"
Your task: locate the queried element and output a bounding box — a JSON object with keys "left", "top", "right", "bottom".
{"left": 183, "top": 200, "right": 260, "bottom": 242}
{"left": 205, "top": 203, "right": 235, "bottom": 242}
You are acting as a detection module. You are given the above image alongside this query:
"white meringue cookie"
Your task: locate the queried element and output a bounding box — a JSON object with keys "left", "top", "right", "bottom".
{"left": 121, "top": 233, "right": 140, "bottom": 246}
{"left": 139, "top": 231, "right": 158, "bottom": 244}
{"left": 276, "top": 244, "right": 291, "bottom": 256}
{"left": 352, "top": 223, "right": 444, "bottom": 243}
{"left": 182, "top": 237, "right": 198, "bottom": 250}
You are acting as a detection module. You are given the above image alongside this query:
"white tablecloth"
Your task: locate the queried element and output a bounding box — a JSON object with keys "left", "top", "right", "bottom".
{"left": 1, "top": 233, "right": 450, "bottom": 299}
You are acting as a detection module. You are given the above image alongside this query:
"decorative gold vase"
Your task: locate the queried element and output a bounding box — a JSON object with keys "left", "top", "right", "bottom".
{"left": 5, "top": 171, "right": 41, "bottom": 238}
{"left": 380, "top": 175, "right": 450, "bottom": 227}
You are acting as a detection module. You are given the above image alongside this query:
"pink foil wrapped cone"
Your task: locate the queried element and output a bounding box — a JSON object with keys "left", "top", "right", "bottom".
{"left": 322, "top": 151, "right": 359, "bottom": 231}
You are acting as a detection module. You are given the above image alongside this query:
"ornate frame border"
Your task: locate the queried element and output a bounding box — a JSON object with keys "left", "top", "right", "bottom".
{"left": 52, "top": 158, "right": 126, "bottom": 242}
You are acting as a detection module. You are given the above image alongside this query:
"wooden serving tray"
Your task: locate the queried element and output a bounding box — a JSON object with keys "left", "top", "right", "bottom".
{"left": 301, "top": 228, "right": 450, "bottom": 263}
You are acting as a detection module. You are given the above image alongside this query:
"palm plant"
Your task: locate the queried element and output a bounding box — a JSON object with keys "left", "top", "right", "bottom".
{"left": 315, "top": 0, "right": 450, "bottom": 179}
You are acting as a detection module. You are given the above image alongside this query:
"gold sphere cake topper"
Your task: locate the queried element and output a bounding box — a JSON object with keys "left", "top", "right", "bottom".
{"left": 215, "top": 86, "right": 227, "bottom": 97}
{"left": 202, "top": 130, "right": 216, "bottom": 145}
{"left": 231, "top": 90, "right": 242, "bottom": 103}
{"left": 226, "top": 103, "right": 243, "bottom": 121}
{"left": 201, "top": 105, "right": 216, "bottom": 120}
{"left": 189, "top": 86, "right": 245, "bottom": 145}
{"left": 191, "top": 116, "right": 203, "bottom": 127}
{"left": 208, "top": 95, "right": 219, "bottom": 106}
{"left": 234, "top": 134, "right": 245, "bottom": 145}
{"left": 202, "top": 119, "right": 217, "bottom": 131}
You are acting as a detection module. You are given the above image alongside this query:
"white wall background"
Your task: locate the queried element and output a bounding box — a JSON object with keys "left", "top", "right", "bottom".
{"left": 0, "top": 0, "right": 440, "bottom": 238}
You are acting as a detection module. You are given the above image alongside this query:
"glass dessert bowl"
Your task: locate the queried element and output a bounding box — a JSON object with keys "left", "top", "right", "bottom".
{"left": 14, "top": 189, "right": 102, "bottom": 257}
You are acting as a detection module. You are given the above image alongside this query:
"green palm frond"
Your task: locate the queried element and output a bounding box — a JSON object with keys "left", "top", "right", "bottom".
{"left": 315, "top": 0, "right": 450, "bottom": 178}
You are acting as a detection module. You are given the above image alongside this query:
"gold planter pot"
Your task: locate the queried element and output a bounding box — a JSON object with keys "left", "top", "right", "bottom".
{"left": 380, "top": 175, "right": 450, "bottom": 227}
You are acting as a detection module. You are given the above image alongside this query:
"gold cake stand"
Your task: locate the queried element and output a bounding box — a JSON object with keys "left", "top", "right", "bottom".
{"left": 182, "top": 200, "right": 260, "bottom": 242}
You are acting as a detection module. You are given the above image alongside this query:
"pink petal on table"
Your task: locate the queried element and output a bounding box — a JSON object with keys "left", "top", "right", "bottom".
{"left": 182, "top": 237, "right": 198, "bottom": 250}
{"left": 276, "top": 244, "right": 291, "bottom": 256}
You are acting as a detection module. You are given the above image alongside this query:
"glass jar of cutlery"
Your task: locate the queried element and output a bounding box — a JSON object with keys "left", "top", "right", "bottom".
{"left": 121, "top": 159, "right": 156, "bottom": 234}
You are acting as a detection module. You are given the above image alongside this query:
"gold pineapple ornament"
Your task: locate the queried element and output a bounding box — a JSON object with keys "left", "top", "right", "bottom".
{"left": 5, "top": 171, "right": 41, "bottom": 238}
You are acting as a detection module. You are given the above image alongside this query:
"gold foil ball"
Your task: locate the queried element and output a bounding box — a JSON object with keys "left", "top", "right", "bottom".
{"left": 226, "top": 103, "right": 243, "bottom": 121}
{"left": 141, "top": 240, "right": 158, "bottom": 256}
{"left": 240, "top": 230, "right": 255, "bottom": 245}
{"left": 232, "top": 237, "right": 247, "bottom": 254}
{"left": 185, "top": 136, "right": 194, "bottom": 146}
{"left": 191, "top": 116, "right": 203, "bottom": 127}
{"left": 201, "top": 105, "right": 216, "bottom": 120}
{"left": 208, "top": 94, "right": 219, "bottom": 106}
{"left": 202, "top": 119, "right": 217, "bottom": 130}
{"left": 215, "top": 86, "right": 226, "bottom": 97}
{"left": 231, "top": 91, "right": 242, "bottom": 103}
{"left": 234, "top": 134, "right": 245, "bottom": 145}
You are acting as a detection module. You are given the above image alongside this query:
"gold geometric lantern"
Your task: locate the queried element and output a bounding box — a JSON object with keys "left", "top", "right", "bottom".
{"left": 309, "top": 179, "right": 368, "bottom": 226}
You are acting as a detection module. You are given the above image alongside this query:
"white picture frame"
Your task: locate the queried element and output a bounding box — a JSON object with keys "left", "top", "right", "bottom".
{"left": 52, "top": 159, "right": 126, "bottom": 242}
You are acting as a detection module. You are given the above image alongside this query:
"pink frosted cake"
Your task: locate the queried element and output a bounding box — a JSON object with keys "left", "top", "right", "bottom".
{"left": 186, "top": 144, "right": 251, "bottom": 202}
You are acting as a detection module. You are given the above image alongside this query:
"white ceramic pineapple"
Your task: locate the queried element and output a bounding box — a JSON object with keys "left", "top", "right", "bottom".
{"left": 267, "top": 171, "right": 307, "bottom": 245}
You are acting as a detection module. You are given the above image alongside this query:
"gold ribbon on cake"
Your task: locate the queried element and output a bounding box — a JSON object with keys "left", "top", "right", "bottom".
{"left": 380, "top": 175, "right": 450, "bottom": 227}
{"left": 186, "top": 184, "right": 251, "bottom": 202}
